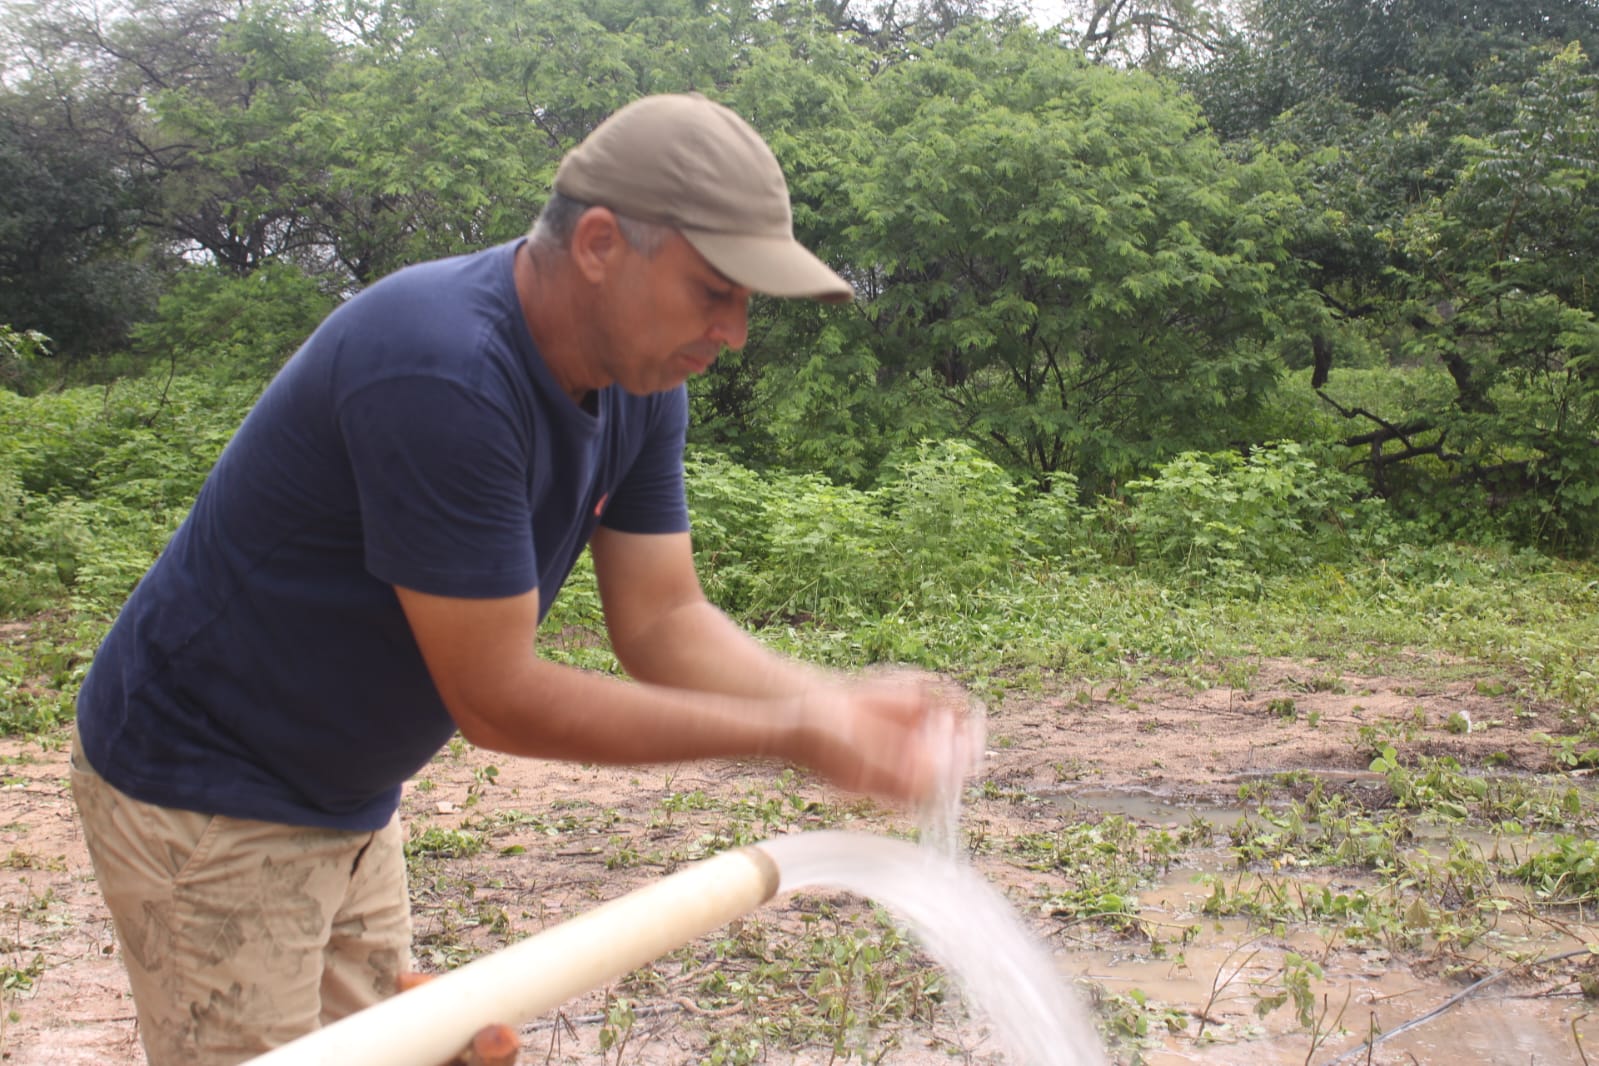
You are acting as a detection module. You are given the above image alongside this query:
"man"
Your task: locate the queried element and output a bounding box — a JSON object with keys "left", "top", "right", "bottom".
{"left": 70, "top": 92, "right": 977, "bottom": 1065}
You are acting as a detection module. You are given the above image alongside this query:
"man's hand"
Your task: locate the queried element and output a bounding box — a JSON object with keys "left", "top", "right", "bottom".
{"left": 790, "top": 671, "right": 984, "bottom": 806}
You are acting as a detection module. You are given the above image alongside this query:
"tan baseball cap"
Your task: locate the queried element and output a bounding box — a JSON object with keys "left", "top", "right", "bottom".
{"left": 553, "top": 93, "right": 854, "bottom": 304}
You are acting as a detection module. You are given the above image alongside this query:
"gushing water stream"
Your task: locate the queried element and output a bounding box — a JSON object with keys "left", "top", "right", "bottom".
{"left": 763, "top": 830, "right": 1109, "bottom": 1066}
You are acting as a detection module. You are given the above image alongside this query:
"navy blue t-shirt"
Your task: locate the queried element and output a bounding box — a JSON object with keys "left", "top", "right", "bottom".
{"left": 75, "top": 240, "right": 690, "bottom": 830}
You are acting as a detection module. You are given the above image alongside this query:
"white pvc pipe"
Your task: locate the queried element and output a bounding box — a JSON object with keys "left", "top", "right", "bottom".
{"left": 243, "top": 843, "right": 780, "bottom": 1066}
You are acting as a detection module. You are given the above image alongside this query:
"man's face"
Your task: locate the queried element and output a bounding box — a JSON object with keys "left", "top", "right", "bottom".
{"left": 597, "top": 231, "right": 752, "bottom": 396}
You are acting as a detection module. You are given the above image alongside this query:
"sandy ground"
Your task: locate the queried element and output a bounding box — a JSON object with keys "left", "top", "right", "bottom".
{"left": 2, "top": 654, "right": 1596, "bottom": 1065}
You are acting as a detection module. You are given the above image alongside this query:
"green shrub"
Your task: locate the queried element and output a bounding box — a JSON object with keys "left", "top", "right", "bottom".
{"left": 684, "top": 451, "right": 781, "bottom": 616}
{"left": 129, "top": 262, "right": 334, "bottom": 384}
{"left": 876, "top": 439, "right": 1023, "bottom": 596}
{"left": 754, "top": 472, "right": 889, "bottom": 622}
{"left": 1120, "top": 441, "right": 1376, "bottom": 588}
{"left": 0, "top": 372, "right": 248, "bottom": 615}
{"left": 0, "top": 324, "right": 52, "bottom": 396}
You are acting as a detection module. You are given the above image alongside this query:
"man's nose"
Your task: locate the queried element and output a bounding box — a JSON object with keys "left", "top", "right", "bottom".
{"left": 709, "top": 294, "right": 750, "bottom": 351}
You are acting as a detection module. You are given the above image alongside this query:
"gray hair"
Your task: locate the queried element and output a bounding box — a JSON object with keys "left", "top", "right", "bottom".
{"left": 529, "top": 192, "right": 672, "bottom": 256}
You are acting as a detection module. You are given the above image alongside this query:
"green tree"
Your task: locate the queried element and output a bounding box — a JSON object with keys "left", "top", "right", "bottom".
{"left": 1049, "top": 0, "right": 1230, "bottom": 71}
{"left": 0, "top": 98, "right": 156, "bottom": 362}
{"left": 1192, "top": 0, "right": 1599, "bottom": 139}
{"left": 0, "top": 1, "right": 169, "bottom": 362}
{"left": 1325, "top": 44, "right": 1599, "bottom": 552}
{"left": 838, "top": 27, "right": 1304, "bottom": 493}
{"left": 146, "top": 0, "right": 342, "bottom": 274}
{"left": 0, "top": 0, "right": 343, "bottom": 274}
{"left": 690, "top": 14, "right": 899, "bottom": 481}
{"left": 300, "top": 0, "right": 776, "bottom": 282}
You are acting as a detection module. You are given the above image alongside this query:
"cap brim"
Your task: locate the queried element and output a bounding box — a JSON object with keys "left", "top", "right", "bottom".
{"left": 683, "top": 230, "right": 854, "bottom": 304}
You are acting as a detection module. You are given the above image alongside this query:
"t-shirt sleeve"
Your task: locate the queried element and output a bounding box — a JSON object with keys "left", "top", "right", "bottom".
{"left": 338, "top": 374, "right": 537, "bottom": 598}
{"left": 599, "top": 385, "right": 691, "bottom": 535}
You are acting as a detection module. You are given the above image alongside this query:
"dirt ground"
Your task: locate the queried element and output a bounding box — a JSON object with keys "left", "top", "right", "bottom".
{"left": 2, "top": 655, "right": 1595, "bottom": 1065}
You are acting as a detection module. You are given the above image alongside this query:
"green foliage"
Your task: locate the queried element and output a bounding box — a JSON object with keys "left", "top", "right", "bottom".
{"left": 1096, "top": 987, "right": 1188, "bottom": 1049}
{"left": 695, "top": 19, "right": 907, "bottom": 484}
{"left": 6, "top": 0, "right": 1599, "bottom": 537}
{"left": 1013, "top": 815, "right": 1189, "bottom": 932}
{"left": 597, "top": 994, "right": 637, "bottom": 1057}
{"left": 0, "top": 86, "right": 157, "bottom": 362}
{"left": 0, "top": 372, "right": 248, "bottom": 616}
{"left": 675, "top": 441, "right": 1599, "bottom": 706}
{"left": 841, "top": 26, "right": 1300, "bottom": 493}
{"left": 679, "top": 451, "right": 783, "bottom": 615}
{"left": 1230, "top": 785, "right": 1410, "bottom": 871}
{"left": 1193, "top": 0, "right": 1599, "bottom": 135}
{"left": 404, "top": 825, "right": 487, "bottom": 861}
{"left": 0, "top": 324, "right": 52, "bottom": 396}
{"left": 1120, "top": 441, "right": 1386, "bottom": 589}
{"left": 0, "top": 638, "right": 78, "bottom": 736}
{"left": 1350, "top": 44, "right": 1599, "bottom": 555}
{"left": 129, "top": 263, "right": 335, "bottom": 382}
{"left": 1535, "top": 731, "right": 1599, "bottom": 771}
{"left": 685, "top": 440, "right": 1021, "bottom": 634}
{"left": 878, "top": 439, "right": 1023, "bottom": 594}
{"left": 756, "top": 472, "right": 891, "bottom": 623}
{"left": 1368, "top": 746, "right": 1488, "bottom": 819}
{"left": 1514, "top": 835, "right": 1599, "bottom": 904}
{"left": 1205, "top": 33, "right": 1599, "bottom": 556}
{"left": 685, "top": 451, "right": 887, "bottom": 624}
{"left": 680, "top": 900, "right": 946, "bottom": 1063}
{"left": 1253, "top": 952, "right": 1323, "bottom": 1031}
{"left": 0, "top": 953, "right": 45, "bottom": 995}
{"left": 142, "top": 0, "right": 341, "bottom": 273}
{"left": 0, "top": 3, "right": 1596, "bottom": 748}
{"left": 3, "top": 360, "right": 1594, "bottom": 732}
{"left": 1016, "top": 471, "right": 1098, "bottom": 566}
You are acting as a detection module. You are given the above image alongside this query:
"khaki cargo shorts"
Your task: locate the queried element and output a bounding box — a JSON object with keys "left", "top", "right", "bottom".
{"left": 70, "top": 727, "right": 411, "bottom": 1066}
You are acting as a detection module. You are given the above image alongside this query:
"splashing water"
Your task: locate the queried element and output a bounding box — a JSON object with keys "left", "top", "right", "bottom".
{"left": 752, "top": 685, "right": 1104, "bottom": 1062}
{"left": 914, "top": 690, "right": 985, "bottom": 861}
{"left": 761, "top": 829, "right": 1109, "bottom": 1066}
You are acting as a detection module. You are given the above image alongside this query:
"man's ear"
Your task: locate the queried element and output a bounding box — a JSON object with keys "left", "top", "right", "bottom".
{"left": 569, "top": 207, "right": 624, "bottom": 284}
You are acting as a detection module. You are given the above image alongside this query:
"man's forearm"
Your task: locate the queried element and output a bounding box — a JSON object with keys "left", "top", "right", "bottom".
{"left": 609, "top": 598, "right": 833, "bottom": 699}
{"left": 397, "top": 581, "right": 970, "bottom": 804}
{"left": 452, "top": 652, "right": 815, "bottom": 765}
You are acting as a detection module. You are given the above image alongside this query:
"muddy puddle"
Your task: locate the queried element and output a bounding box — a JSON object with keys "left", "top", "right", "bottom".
{"left": 1047, "top": 785, "right": 1599, "bottom": 1065}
